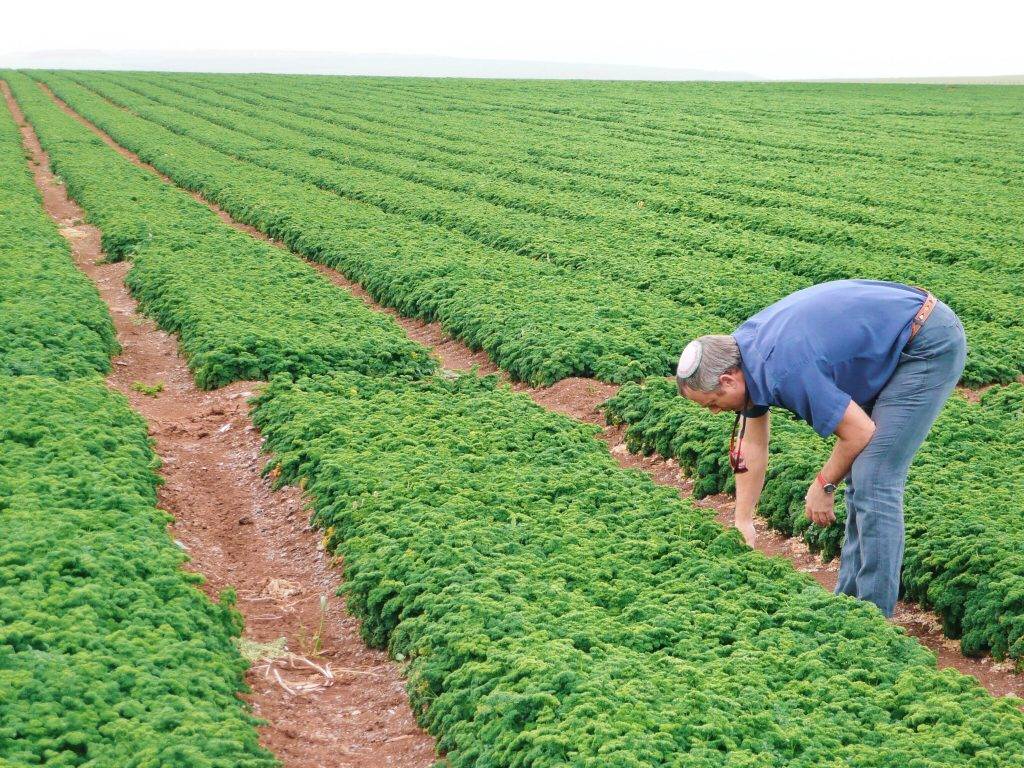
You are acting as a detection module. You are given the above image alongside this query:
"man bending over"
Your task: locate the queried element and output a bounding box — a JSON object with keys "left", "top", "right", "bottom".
{"left": 675, "top": 279, "right": 966, "bottom": 617}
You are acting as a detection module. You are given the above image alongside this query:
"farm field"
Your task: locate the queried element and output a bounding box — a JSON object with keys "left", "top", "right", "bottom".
{"left": 16, "top": 68, "right": 1024, "bottom": 659}
{"left": 2, "top": 68, "right": 1023, "bottom": 766}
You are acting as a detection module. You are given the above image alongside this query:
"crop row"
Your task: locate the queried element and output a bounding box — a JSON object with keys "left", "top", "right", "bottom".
{"left": 0, "top": 83, "right": 275, "bottom": 766}
{"left": 30, "top": 71, "right": 711, "bottom": 385}
{"left": 51, "top": 71, "right": 1024, "bottom": 384}
{"left": 68, "top": 71, "right": 1024, "bottom": 307}
{"left": 5, "top": 72, "right": 434, "bottom": 389}
{"left": 251, "top": 370, "right": 1024, "bottom": 766}
{"left": 135, "top": 71, "right": 1024, "bottom": 275}
{"left": 125, "top": 72, "right": 1021, "bottom": 270}
{"left": 0, "top": 93, "right": 118, "bottom": 380}
{"left": 37, "top": 71, "right": 1024, "bottom": 384}
{"left": 0, "top": 376, "right": 276, "bottom": 767}
{"left": 603, "top": 378, "right": 1024, "bottom": 661}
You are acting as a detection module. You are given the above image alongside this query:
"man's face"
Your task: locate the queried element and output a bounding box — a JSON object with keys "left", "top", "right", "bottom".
{"left": 681, "top": 371, "right": 748, "bottom": 414}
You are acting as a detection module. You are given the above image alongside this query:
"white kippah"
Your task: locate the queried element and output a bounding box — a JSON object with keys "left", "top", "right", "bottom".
{"left": 677, "top": 340, "right": 703, "bottom": 380}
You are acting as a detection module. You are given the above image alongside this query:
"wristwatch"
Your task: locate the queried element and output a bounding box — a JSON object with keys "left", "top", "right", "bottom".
{"left": 817, "top": 472, "right": 837, "bottom": 494}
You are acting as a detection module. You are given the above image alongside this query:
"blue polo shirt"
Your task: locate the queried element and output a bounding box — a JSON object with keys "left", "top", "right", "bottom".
{"left": 735, "top": 280, "right": 926, "bottom": 437}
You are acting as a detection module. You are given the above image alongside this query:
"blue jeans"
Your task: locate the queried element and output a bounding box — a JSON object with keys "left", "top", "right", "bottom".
{"left": 835, "top": 301, "right": 966, "bottom": 617}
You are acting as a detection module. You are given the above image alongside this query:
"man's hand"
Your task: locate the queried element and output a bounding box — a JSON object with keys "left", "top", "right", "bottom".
{"left": 804, "top": 401, "right": 874, "bottom": 528}
{"left": 805, "top": 480, "right": 837, "bottom": 527}
{"left": 733, "top": 411, "right": 769, "bottom": 547}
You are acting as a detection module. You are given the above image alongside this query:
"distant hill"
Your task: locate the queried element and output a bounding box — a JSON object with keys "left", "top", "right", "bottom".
{"left": 826, "top": 74, "right": 1024, "bottom": 85}
{"left": 1, "top": 50, "right": 758, "bottom": 81}
{"left": 6, "top": 50, "right": 1019, "bottom": 84}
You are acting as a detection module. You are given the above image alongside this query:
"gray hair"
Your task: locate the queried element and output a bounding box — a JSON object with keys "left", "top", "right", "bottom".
{"left": 676, "top": 335, "right": 741, "bottom": 393}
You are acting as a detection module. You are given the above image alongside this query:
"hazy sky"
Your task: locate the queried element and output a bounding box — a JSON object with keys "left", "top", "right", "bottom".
{"left": 2, "top": 0, "right": 1022, "bottom": 79}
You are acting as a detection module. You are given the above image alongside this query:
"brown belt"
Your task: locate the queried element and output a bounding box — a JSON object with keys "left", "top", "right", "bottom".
{"left": 909, "top": 291, "right": 938, "bottom": 341}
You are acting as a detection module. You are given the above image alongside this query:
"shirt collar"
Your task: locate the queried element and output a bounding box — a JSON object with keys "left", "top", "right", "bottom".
{"left": 738, "top": 353, "right": 770, "bottom": 409}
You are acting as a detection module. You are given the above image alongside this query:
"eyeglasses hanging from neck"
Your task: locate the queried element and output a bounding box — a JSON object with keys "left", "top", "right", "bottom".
{"left": 729, "top": 397, "right": 751, "bottom": 474}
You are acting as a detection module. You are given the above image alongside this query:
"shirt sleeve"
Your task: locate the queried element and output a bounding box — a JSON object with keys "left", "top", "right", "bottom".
{"left": 742, "top": 404, "right": 770, "bottom": 419}
{"left": 771, "top": 365, "right": 852, "bottom": 438}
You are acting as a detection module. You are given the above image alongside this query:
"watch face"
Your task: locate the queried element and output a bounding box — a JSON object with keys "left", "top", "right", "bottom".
{"left": 824, "top": 483, "right": 837, "bottom": 494}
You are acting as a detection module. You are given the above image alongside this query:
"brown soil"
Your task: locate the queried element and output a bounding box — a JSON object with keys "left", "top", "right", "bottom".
{"left": 958, "top": 378, "right": 1024, "bottom": 404}
{"left": 3, "top": 82, "right": 437, "bottom": 768}
{"left": 11, "top": 78, "right": 1021, "bottom": 719}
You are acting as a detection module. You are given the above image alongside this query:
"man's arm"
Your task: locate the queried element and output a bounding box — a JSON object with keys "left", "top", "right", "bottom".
{"left": 734, "top": 411, "right": 770, "bottom": 546}
{"left": 805, "top": 400, "right": 876, "bottom": 526}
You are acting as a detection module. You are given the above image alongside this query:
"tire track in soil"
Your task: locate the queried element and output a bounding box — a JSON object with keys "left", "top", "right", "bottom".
{"left": 19, "top": 79, "right": 1023, "bottom": 706}
{"left": 3, "top": 81, "right": 438, "bottom": 768}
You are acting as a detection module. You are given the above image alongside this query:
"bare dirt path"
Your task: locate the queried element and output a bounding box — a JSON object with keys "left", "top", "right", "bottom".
{"left": 4, "top": 81, "right": 437, "bottom": 768}
{"left": 19, "top": 80, "right": 1022, "bottom": 703}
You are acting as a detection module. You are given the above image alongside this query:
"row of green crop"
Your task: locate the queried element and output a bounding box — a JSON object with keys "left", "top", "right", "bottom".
{"left": 37, "top": 71, "right": 1024, "bottom": 384}
{"left": 251, "top": 370, "right": 1024, "bottom": 766}
{"left": 72, "top": 72, "right": 1024, "bottom": 305}
{"left": 31, "top": 71, "right": 713, "bottom": 386}
{"left": 0, "top": 91, "right": 118, "bottom": 380}
{"left": 136, "top": 71, "right": 1023, "bottom": 274}
{"left": 0, "top": 83, "right": 276, "bottom": 766}
{"left": 5, "top": 72, "right": 434, "bottom": 389}
{"left": 147, "top": 73, "right": 1023, "bottom": 250}
{"left": 602, "top": 378, "right": 1024, "bottom": 661}
{"left": 0, "top": 376, "right": 276, "bottom": 767}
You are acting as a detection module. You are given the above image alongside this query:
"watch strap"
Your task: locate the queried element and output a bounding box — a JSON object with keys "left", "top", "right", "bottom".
{"left": 817, "top": 472, "right": 837, "bottom": 492}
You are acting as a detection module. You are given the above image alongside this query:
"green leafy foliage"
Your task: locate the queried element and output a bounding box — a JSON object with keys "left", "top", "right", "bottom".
{"left": 0, "top": 375, "right": 276, "bottom": 766}
{"left": 4, "top": 71, "right": 435, "bottom": 389}
{"left": 603, "top": 378, "right": 1024, "bottom": 660}
{"left": 131, "top": 379, "right": 164, "bottom": 397}
{"left": 14, "top": 72, "right": 752, "bottom": 385}
{"left": 0, "top": 93, "right": 118, "bottom": 380}
{"left": 903, "top": 386, "right": 1024, "bottom": 660}
{"left": 7, "top": 68, "right": 1024, "bottom": 763}
{"left": 251, "top": 371, "right": 1024, "bottom": 766}
{"left": 35, "top": 69, "right": 1024, "bottom": 385}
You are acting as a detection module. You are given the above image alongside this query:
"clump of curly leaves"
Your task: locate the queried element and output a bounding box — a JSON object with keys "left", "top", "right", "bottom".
{"left": 0, "top": 375, "right": 275, "bottom": 767}
{"left": 7, "top": 72, "right": 436, "bottom": 391}
{"left": 0, "top": 101, "right": 118, "bottom": 380}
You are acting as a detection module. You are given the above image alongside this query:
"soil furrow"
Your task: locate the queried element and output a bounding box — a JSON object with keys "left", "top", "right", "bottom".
{"left": 3, "top": 80, "right": 438, "bottom": 768}
{"left": 16, "top": 79, "right": 1022, "bottom": 707}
